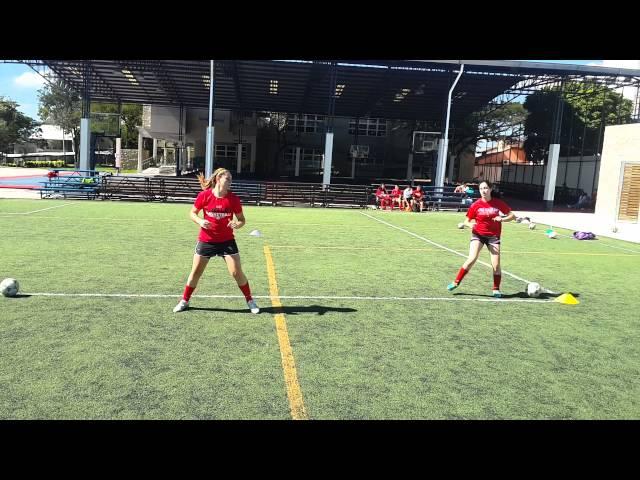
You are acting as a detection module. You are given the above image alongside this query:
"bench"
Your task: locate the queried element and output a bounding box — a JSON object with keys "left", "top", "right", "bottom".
{"left": 39, "top": 170, "right": 101, "bottom": 199}
{"left": 100, "top": 175, "right": 153, "bottom": 201}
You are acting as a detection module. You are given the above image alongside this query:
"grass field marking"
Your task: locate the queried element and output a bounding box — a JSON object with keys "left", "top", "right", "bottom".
{"left": 22, "top": 292, "right": 555, "bottom": 303}
{"left": 511, "top": 222, "right": 640, "bottom": 254}
{"left": 0, "top": 215, "right": 190, "bottom": 222}
{"left": 267, "top": 244, "right": 639, "bottom": 257}
{"left": 263, "top": 245, "right": 308, "bottom": 421}
{"left": 2, "top": 203, "right": 75, "bottom": 215}
{"left": 360, "top": 212, "right": 558, "bottom": 294}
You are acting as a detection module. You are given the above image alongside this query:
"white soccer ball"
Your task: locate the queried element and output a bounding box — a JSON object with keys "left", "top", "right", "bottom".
{"left": 527, "top": 282, "right": 541, "bottom": 298}
{"left": 529, "top": 223, "right": 536, "bottom": 230}
{"left": 0, "top": 278, "right": 19, "bottom": 297}
{"left": 457, "top": 222, "right": 465, "bottom": 229}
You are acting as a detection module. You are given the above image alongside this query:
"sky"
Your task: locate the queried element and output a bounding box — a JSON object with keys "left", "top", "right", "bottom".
{"left": 1, "top": 60, "right": 639, "bottom": 121}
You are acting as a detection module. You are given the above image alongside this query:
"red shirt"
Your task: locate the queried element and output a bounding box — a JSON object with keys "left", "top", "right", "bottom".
{"left": 413, "top": 190, "right": 424, "bottom": 200}
{"left": 466, "top": 197, "right": 511, "bottom": 237}
{"left": 390, "top": 187, "right": 401, "bottom": 198}
{"left": 375, "top": 187, "right": 387, "bottom": 198}
{"left": 193, "top": 189, "right": 243, "bottom": 243}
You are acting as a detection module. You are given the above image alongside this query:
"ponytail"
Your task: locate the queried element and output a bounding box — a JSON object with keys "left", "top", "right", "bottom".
{"left": 197, "top": 167, "right": 230, "bottom": 191}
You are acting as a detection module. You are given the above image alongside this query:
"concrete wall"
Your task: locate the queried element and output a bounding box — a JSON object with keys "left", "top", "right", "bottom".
{"left": 595, "top": 123, "right": 640, "bottom": 223}
{"left": 481, "top": 156, "right": 599, "bottom": 196}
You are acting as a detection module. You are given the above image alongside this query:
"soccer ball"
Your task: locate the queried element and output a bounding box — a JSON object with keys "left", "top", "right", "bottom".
{"left": 527, "top": 282, "right": 541, "bottom": 298}
{"left": 457, "top": 222, "right": 465, "bottom": 229}
{"left": 0, "top": 278, "right": 19, "bottom": 297}
{"left": 529, "top": 223, "right": 536, "bottom": 230}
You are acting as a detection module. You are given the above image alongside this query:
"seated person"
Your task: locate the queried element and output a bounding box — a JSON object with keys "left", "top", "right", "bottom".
{"left": 390, "top": 185, "right": 402, "bottom": 209}
{"left": 46, "top": 170, "right": 59, "bottom": 180}
{"left": 402, "top": 185, "right": 414, "bottom": 210}
{"left": 568, "top": 190, "right": 590, "bottom": 209}
{"left": 412, "top": 185, "right": 425, "bottom": 212}
{"left": 374, "top": 183, "right": 387, "bottom": 209}
{"left": 454, "top": 183, "right": 466, "bottom": 194}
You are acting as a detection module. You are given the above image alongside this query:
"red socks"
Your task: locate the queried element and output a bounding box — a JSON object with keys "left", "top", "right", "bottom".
{"left": 454, "top": 267, "right": 468, "bottom": 285}
{"left": 238, "top": 282, "right": 253, "bottom": 301}
{"left": 493, "top": 274, "right": 502, "bottom": 290}
{"left": 182, "top": 285, "right": 195, "bottom": 302}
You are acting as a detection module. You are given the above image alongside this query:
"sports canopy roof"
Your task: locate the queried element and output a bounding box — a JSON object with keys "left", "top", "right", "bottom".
{"left": 22, "top": 59, "right": 640, "bottom": 123}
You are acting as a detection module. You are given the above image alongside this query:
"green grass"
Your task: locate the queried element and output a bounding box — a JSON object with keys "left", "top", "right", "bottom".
{"left": 1, "top": 199, "right": 639, "bottom": 419}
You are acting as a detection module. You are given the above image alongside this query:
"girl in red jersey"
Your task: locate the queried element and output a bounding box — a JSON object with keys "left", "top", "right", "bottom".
{"left": 173, "top": 167, "right": 259, "bottom": 314}
{"left": 447, "top": 181, "right": 515, "bottom": 298}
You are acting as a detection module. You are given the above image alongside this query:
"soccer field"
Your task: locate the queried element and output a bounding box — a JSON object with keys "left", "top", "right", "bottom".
{"left": 1, "top": 198, "right": 639, "bottom": 419}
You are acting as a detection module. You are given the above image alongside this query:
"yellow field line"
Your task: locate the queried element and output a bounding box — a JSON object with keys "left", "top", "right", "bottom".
{"left": 263, "top": 245, "right": 308, "bottom": 420}
{"left": 267, "top": 245, "right": 639, "bottom": 256}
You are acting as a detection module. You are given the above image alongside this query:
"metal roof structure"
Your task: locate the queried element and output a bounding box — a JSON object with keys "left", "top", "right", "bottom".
{"left": 14, "top": 59, "right": 640, "bottom": 123}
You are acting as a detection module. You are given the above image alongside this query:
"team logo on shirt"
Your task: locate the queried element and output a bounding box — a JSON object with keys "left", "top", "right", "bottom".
{"left": 477, "top": 207, "right": 499, "bottom": 216}
{"left": 204, "top": 208, "right": 231, "bottom": 220}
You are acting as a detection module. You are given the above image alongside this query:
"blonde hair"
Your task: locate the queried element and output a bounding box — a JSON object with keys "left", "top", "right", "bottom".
{"left": 197, "top": 167, "right": 231, "bottom": 191}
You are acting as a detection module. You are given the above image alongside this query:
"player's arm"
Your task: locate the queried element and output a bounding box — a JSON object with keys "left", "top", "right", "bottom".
{"left": 493, "top": 211, "right": 516, "bottom": 223}
{"left": 464, "top": 207, "right": 477, "bottom": 228}
{"left": 501, "top": 211, "right": 516, "bottom": 222}
{"left": 190, "top": 206, "right": 209, "bottom": 229}
{"left": 228, "top": 210, "right": 246, "bottom": 230}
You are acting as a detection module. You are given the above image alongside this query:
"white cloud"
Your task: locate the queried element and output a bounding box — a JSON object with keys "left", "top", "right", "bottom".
{"left": 600, "top": 60, "right": 640, "bottom": 69}
{"left": 13, "top": 71, "right": 45, "bottom": 88}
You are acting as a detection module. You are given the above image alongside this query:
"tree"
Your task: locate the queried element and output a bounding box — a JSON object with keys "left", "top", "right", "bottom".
{"left": 39, "top": 79, "right": 144, "bottom": 166}
{"left": 450, "top": 102, "right": 528, "bottom": 159}
{"left": 523, "top": 82, "right": 634, "bottom": 161}
{"left": 38, "top": 79, "right": 82, "bottom": 165}
{"left": 91, "top": 102, "right": 142, "bottom": 148}
{"left": 0, "top": 97, "right": 41, "bottom": 156}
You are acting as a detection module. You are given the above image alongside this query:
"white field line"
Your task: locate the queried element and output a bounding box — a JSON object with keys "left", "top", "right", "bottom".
{"left": 22, "top": 292, "right": 553, "bottom": 304}
{"left": 2, "top": 203, "right": 74, "bottom": 215}
{"left": 360, "top": 211, "right": 558, "bottom": 294}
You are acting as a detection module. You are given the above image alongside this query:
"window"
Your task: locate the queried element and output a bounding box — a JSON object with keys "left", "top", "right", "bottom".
{"left": 215, "top": 144, "right": 248, "bottom": 161}
{"left": 286, "top": 114, "right": 325, "bottom": 133}
{"left": 283, "top": 147, "right": 324, "bottom": 173}
{"left": 348, "top": 118, "right": 387, "bottom": 137}
{"left": 215, "top": 143, "right": 248, "bottom": 170}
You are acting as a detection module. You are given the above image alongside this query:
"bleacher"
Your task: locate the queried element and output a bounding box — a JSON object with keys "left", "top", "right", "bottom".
{"left": 39, "top": 170, "right": 101, "bottom": 200}
{"left": 99, "top": 176, "right": 369, "bottom": 208}
{"left": 423, "top": 186, "right": 475, "bottom": 211}
{"left": 40, "top": 172, "right": 488, "bottom": 211}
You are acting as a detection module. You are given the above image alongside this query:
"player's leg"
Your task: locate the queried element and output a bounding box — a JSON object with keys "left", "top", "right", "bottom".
{"left": 448, "top": 237, "right": 482, "bottom": 291}
{"left": 487, "top": 241, "right": 502, "bottom": 297}
{"left": 174, "top": 253, "right": 210, "bottom": 312}
{"left": 224, "top": 250, "right": 259, "bottom": 314}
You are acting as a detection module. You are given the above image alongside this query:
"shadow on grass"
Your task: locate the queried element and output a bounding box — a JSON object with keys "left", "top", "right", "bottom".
{"left": 187, "top": 305, "right": 358, "bottom": 315}
{"left": 4, "top": 294, "right": 32, "bottom": 299}
{"left": 453, "top": 291, "right": 580, "bottom": 300}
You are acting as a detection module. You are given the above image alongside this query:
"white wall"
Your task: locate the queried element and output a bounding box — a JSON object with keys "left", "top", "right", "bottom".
{"left": 595, "top": 123, "right": 640, "bottom": 223}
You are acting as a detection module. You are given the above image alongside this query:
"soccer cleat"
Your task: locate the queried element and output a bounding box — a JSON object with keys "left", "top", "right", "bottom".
{"left": 247, "top": 299, "right": 260, "bottom": 314}
{"left": 447, "top": 282, "right": 458, "bottom": 291}
{"left": 492, "top": 290, "right": 502, "bottom": 298}
{"left": 173, "top": 299, "right": 189, "bottom": 313}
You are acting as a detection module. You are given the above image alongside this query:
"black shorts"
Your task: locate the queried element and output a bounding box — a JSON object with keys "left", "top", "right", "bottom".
{"left": 195, "top": 239, "right": 239, "bottom": 258}
{"left": 471, "top": 231, "right": 501, "bottom": 247}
